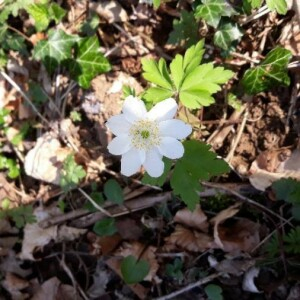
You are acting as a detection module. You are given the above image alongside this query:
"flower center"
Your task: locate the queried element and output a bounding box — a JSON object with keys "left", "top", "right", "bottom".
{"left": 129, "top": 119, "right": 161, "bottom": 150}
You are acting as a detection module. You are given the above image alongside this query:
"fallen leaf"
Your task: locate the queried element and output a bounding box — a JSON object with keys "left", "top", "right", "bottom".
{"left": 210, "top": 203, "right": 241, "bottom": 249}
{"left": 24, "top": 133, "right": 72, "bottom": 184}
{"left": 116, "top": 218, "right": 143, "bottom": 240}
{"left": 164, "top": 225, "right": 215, "bottom": 252}
{"left": 0, "top": 251, "right": 31, "bottom": 277}
{"left": 31, "top": 277, "right": 82, "bottom": 300}
{"left": 174, "top": 205, "right": 209, "bottom": 232}
{"left": 89, "top": 1, "right": 128, "bottom": 23}
{"left": 249, "top": 149, "right": 300, "bottom": 191}
{"left": 218, "top": 219, "right": 260, "bottom": 253}
{"left": 242, "top": 267, "right": 261, "bottom": 293}
{"left": 1, "top": 272, "right": 29, "bottom": 300}
{"left": 20, "top": 206, "right": 86, "bottom": 260}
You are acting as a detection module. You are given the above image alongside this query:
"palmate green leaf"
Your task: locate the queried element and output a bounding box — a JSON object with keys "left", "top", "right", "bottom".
{"left": 242, "top": 47, "right": 292, "bottom": 94}
{"left": 194, "top": 0, "right": 236, "bottom": 28}
{"left": 68, "top": 36, "right": 111, "bottom": 88}
{"left": 143, "top": 87, "right": 174, "bottom": 104}
{"left": 167, "top": 10, "right": 198, "bottom": 48}
{"left": 141, "top": 58, "right": 173, "bottom": 90}
{"left": 272, "top": 178, "right": 300, "bottom": 205}
{"left": 283, "top": 227, "right": 300, "bottom": 254}
{"left": 170, "top": 140, "right": 229, "bottom": 210}
{"left": 33, "top": 29, "right": 78, "bottom": 74}
{"left": 214, "top": 22, "right": 243, "bottom": 50}
{"left": 266, "top": 0, "right": 287, "bottom": 15}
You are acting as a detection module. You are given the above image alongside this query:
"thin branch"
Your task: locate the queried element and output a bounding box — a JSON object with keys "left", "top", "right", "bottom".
{"left": 154, "top": 273, "right": 222, "bottom": 300}
{"left": 0, "top": 71, "right": 50, "bottom": 126}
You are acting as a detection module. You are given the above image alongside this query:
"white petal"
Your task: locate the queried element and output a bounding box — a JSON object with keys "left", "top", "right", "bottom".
{"left": 158, "top": 137, "right": 184, "bottom": 159}
{"left": 106, "top": 114, "right": 131, "bottom": 136}
{"left": 147, "top": 98, "right": 178, "bottom": 122}
{"left": 159, "top": 119, "right": 192, "bottom": 139}
{"left": 122, "top": 96, "right": 147, "bottom": 123}
{"left": 138, "top": 149, "right": 146, "bottom": 164}
{"left": 107, "top": 135, "right": 131, "bottom": 155}
{"left": 121, "top": 149, "right": 142, "bottom": 176}
{"left": 143, "top": 148, "right": 164, "bottom": 177}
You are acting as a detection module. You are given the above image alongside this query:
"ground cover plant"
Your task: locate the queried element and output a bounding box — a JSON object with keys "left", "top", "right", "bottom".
{"left": 0, "top": 0, "right": 300, "bottom": 299}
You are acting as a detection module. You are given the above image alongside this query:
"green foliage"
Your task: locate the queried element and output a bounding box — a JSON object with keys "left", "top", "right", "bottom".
{"left": 33, "top": 30, "right": 110, "bottom": 88}
{"left": 0, "top": 0, "right": 34, "bottom": 22}
{"left": 103, "top": 179, "right": 124, "bottom": 205}
{"left": 84, "top": 191, "right": 105, "bottom": 212}
{"left": 194, "top": 0, "right": 236, "bottom": 28}
{"left": 26, "top": 2, "right": 65, "bottom": 32}
{"left": 0, "top": 108, "right": 10, "bottom": 126}
{"left": 60, "top": 154, "right": 86, "bottom": 192}
{"left": 33, "top": 29, "right": 78, "bottom": 74}
{"left": 0, "top": 24, "right": 27, "bottom": 55}
{"left": 93, "top": 218, "right": 117, "bottom": 236}
{"left": 170, "top": 140, "right": 229, "bottom": 210}
{"left": 81, "top": 12, "right": 100, "bottom": 36}
{"left": 67, "top": 36, "right": 111, "bottom": 88}
{"left": 123, "top": 85, "right": 136, "bottom": 98}
{"left": 0, "top": 155, "right": 20, "bottom": 179}
{"left": 70, "top": 111, "right": 82, "bottom": 122}
{"left": 242, "top": 47, "right": 292, "bottom": 94}
{"left": 272, "top": 178, "right": 300, "bottom": 220}
{"left": 121, "top": 255, "right": 150, "bottom": 284}
{"left": 142, "top": 158, "right": 172, "bottom": 187}
{"left": 266, "top": 227, "right": 300, "bottom": 257}
{"left": 0, "top": 202, "right": 36, "bottom": 228}
{"left": 10, "top": 123, "right": 30, "bottom": 146}
{"left": 266, "top": 0, "right": 287, "bottom": 15}
{"left": 167, "top": 11, "right": 198, "bottom": 48}
{"left": 227, "top": 93, "right": 242, "bottom": 111}
{"left": 28, "top": 82, "right": 48, "bottom": 105}
{"left": 165, "top": 258, "right": 184, "bottom": 281}
{"left": 205, "top": 284, "right": 223, "bottom": 300}
{"left": 245, "top": 0, "right": 263, "bottom": 9}
{"left": 153, "top": 0, "right": 161, "bottom": 9}
{"left": 142, "top": 40, "right": 233, "bottom": 109}
{"left": 0, "top": 49, "right": 7, "bottom": 69}
{"left": 214, "top": 21, "right": 242, "bottom": 50}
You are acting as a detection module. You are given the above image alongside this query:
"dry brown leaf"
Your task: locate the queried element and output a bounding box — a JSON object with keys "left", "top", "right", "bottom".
{"left": 164, "top": 225, "right": 215, "bottom": 252}
{"left": 249, "top": 149, "right": 300, "bottom": 191}
{"left": 89, "top": 1, "right": 128, "bottom": 23}
{"left": 24, "top": 133, "right": 72, "bottom": 184}
{"left": 218, "top": 219, "right": 260, "bottom": 253}
{"left": 174, "top": 205, "right": 209, "bottom": 232}
{"left": 31, "top": 277, "right": 82, "bottom": 300}
{"left": 20, "top": 207, "right": 86, "bottom": 260}
{"left": 1, "top": 272, "right": 29, "bottom": 300}
{"left": 210, "top": 203, "right": 241, "bottom": 249}
{"left": 116, "top": 218, "right": 143, "bottom": 240}
{"left": 115, "top": 241, "right": 159, "bottom": 282}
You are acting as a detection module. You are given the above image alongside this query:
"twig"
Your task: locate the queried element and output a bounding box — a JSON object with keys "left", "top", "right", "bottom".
{"left": 78, "top": 187, "right": 112, "bottom": 217}
{"left": 241, "top": 5, "right": 270, "bottom": 25}
{"left": 7, "top": 25, "right": 32, "bottom": 43}
{"left": 226, "top": 108, "right": 249, "bottom": 163}
{"left": 154, "top": 273, "right": 222, "bottom": 300}
{"left": 0, "top": 71, "right": 50, "bottom": 126}
{"left": 202, "top": 182, "right": 294, "bottom": 226}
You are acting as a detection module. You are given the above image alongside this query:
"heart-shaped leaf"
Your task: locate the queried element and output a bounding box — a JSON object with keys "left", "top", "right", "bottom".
{"left": 121, "top": 255, "right": 150, "bottom": 284}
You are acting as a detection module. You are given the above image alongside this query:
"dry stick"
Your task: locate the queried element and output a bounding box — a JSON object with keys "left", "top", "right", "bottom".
{"left": 202, "top": 182, "right": 294, "bottom": 226}
{"left": 154, "top": 273, "right": 222, "bottom": 300}
{"left": 7, "top": 25, "right": 32, "bottom": 43}
{"left": 78, "top": 187, "right": 112, "bottom": 217}
{"left": 0, "top": 71, "right": 50, "bottom": 126}
{"left": 226, "top": 108, "right": 249, "bottom": 163}
{"left": 241, "top": 5, "right": 270, "bottom": 25}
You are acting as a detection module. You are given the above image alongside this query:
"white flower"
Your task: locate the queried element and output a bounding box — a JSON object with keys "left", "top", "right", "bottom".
{"left": 106, "top": 96, "right": 192, "bottom": 177}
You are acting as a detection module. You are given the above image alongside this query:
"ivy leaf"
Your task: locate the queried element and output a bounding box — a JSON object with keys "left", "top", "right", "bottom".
{"left": 33, "top": 29, "right": 78, "bottom": 74}
{"left": 68, "top": 36, "right": 111, "bottom": 88}
{"left": 194, "top": 0, "right": 236, "bottom": 28}
{"left": 242, "top": 47, "right": 292, "bottom": 94}
{"left": 170, "top": 140, "right": 229, "bottom": 210}
{"left": 0, "top": 0, "right": 34, "bottom": 22}
{"left": 266, "top": 0, "right": 287, "bottom": 15}
{"left": 48, "top": 3, "right": 66, "bottom": 23}
{"left": 214, "top": 21, "right": 242, "bottom": 50}
{"left": 167, "top": 10, "right": 198, "bottom": 48}
{"left": 121, "top": 256, "right": 150, "bottom": 284}
{"left": 26, "top": 3, "right": 49, "bottom": 31}
{"left": 104, "top": 179, "right": 124, "bottom": 205}
{"left": 245, "top": 0, "right": 263, "bottom": 9}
